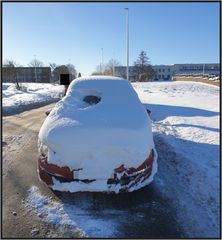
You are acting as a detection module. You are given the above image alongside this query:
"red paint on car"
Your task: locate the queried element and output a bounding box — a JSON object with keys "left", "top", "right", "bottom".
{"left": 38, "top": 157, "right": 74, "bottom": 185}
{"left": 114, "top": 149, "right": 154, "bottom": 175}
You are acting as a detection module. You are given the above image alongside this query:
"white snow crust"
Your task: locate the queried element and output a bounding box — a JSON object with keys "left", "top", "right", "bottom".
{"left": 39, "top": 76, "right": 156, "bottom": 183}
{"left": 3, "top": 82, "right": 64, "bottom": 114}
{"left": 133, "top": 81, "right": 219, "bottom": 238}
{"left": 24, "top": 80, "right": 219, "bottom": 238}
{"left": 25, "top": 186, "right": 119, "bottom": 237}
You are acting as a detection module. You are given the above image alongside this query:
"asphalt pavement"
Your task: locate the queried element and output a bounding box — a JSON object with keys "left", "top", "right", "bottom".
{"left": 2, "top": 103, "right": 184, "bottom": 238}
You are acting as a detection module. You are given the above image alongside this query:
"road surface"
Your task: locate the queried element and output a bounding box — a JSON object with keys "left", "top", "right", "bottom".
{"left": 2, "top": 103, "right": 184, "bottom": 238}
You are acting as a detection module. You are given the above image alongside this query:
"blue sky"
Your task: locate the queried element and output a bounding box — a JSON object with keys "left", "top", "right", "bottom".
{"left": 3, "top": 2, "right": 220, "bottom": 76}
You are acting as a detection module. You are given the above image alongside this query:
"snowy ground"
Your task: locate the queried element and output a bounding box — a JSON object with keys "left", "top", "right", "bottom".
{"left": 8, "top": 80, "right": 219, "bottom": 237}
{"left": 2, "top": 83, "right": 64, "bottom": 115}
{"left": 25, "top": 186, "right": 118, "bottom": 237}
{"left": 133, "top": 81, "right": 220, "bottom": 237}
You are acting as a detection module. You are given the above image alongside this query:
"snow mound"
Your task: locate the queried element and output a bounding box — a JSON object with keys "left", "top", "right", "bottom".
{"left": 39, "top": 76, "right": 156, "bottom": 181}
{"left": 3, "top": 83, "right": 64, "bottom": 115}
{"left": 133, "top": 81, "right": 219, "bottom": 237}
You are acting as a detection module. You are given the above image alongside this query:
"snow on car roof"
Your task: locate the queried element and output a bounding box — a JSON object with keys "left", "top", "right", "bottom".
{"left": 68, "top": 76, "right": 131, "bottom": 94}
{"left": 40, "top": 75, "right": 152, "bottom": 142}
{"left": 67, "top": 76, "right": 127, "bottom": 91}
{"left": 58, "top": 76, "right": 149, "bottom": 129}
{"left": 72, "top": 75, "right": 125, "bottom": 81}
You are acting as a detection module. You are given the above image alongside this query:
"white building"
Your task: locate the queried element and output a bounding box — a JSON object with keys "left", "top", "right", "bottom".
{"left": 152, "top": 65, "right": 173, "bottom": 81}
{"left": 173, "top": 63, "right": 220, "bottom": 76}
{"left": 114, "top": 63, "right": 220, "bottom": 81}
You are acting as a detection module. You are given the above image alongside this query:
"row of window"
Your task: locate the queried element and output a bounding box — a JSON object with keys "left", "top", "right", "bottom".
{"left": 180, "top": 66, "right": 219, "bottom": 71}
{"left": 179, "top": 68, "right": 219, "bottom": 72}
{"left": 17, "top": 69, "right": 43, "bottom": 74}
{"left": 157, "top": 68, "right": 171, "bottom": 73}
{"left": 158, "top": 75, "right": 171, "bottom": 79}
{"left": 16, "top": 75, "right": 49, "bottom": 79}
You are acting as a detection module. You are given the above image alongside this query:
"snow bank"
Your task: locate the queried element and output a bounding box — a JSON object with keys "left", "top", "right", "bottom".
{"left": 39, "top": 76, "right": 156, "bottom": 190}
{"left": 208, "top": 76, "right": 220, "bottom": 82}
{"left": 133, "top": 81, "right": 219, "bottom": 237}
{"left": 2, "top": 83, "right": 64, "bottom": 115}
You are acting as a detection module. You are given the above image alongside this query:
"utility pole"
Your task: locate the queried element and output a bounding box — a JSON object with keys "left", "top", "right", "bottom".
{"left": 101, "top": 48, "right": 104, "bottom": 74}
{"left": 68, "top": 58, "right": 71, "bottom": 81}
{"left": 125, "top": 8, "right": 129, "bottom": 81}
{"left": 113, "top": 61, "right": 115, "bottom": 76}
{"left": 34, "top": 54, "right": 37, "bottom": 82}
{"left": 113, "top": 52, "right": 115, "bottom": 76}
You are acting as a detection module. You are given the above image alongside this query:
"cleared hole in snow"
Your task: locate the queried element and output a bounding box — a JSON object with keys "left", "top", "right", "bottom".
{"left": 83, "top": 95, "right": 101, "bottom": 105}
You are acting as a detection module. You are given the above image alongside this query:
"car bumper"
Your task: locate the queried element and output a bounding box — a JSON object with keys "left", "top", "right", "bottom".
{"left": 38, "top": 149, "right": 157, "bottom": 193}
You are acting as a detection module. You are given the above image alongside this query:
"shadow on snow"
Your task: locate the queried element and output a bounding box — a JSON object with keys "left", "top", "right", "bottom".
{"left": 144, "top": 103, "right": 219, "bottom": 121}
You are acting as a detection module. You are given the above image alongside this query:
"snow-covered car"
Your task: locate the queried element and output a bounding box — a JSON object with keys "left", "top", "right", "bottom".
{"left": 38, "top": 76, "right": 157, "bottom": 193}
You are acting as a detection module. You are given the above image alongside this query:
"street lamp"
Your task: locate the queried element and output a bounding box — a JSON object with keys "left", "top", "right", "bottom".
{"left": 203, "top": 63, "right": 205, "bottom": 75}
{"left": 125, "top": 8, "right": 129, "bottom": 81}
{"left": 34, "top": 54, "right": 37, "bottom": 82}
{"left": 101, "top": 48, "right": 104, "bottom": 74}
{"left": 113, "top": 60, "right": 115, "bottom": 76}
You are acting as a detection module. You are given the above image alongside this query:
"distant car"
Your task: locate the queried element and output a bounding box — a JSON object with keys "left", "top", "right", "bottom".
{"left": 38, "top": 76, "right": 157, "bottom": 193}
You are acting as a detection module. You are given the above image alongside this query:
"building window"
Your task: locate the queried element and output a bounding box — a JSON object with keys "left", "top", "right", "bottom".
{"left": 158, "top": 75, "right": 161, "bottom": 79}
{"left": 163, "top": 69, "right": 165, "bottom": 72}
{"left": 162, "top": 75, "right": 164, "bottom": 78}
{"left": 168, "top": 69, "right": 170, "bottom": 72}
{"left": 159, "top": 69, "right": 161, "bottom": 72}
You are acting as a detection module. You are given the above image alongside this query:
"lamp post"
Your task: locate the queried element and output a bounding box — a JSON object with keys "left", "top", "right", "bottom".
{"left": 112, "top": 51, "right": 115, "bottom": 76}
{"left": 100, "top": 48, "right": 104, "bottom": 74}
{"left": 101, "top": 48, "right": 104, "bottom": 74}
{"left": 34, "top": 54, "right": 37, "bottom": 82}
{"left": 125, "top": 8, "right": 129, "bottom": 81}
{"left": 113, "top": 60, "right": 115, "bottom": 76}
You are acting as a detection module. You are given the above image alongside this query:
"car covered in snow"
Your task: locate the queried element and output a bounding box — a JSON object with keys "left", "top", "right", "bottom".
{"left": 38, "top": 76, "right": 157, "bottom": 193}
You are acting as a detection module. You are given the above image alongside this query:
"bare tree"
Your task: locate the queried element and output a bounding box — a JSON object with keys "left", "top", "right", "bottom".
{"left": 49, "top": 62, "right": 57, "bottom": 72}
{"left": 51, "top": 63, "right": 77, "bottom": 83}
{"left": 3, "top": 59, "right": 21, "bottom": 89}
{"left": 104, "top": 59, "right": 120, "bottom": 76}
{"left": 91, "top": 59, "right": 120, "bottom": 76}
{"left": 91, "top": 65, "right": 103, "bottom": 76}
{"left": 28, "top": 59, "right": 44, "bottom": 67}
{"left": 28, "top": 59, "right": 44, "bottom": 82}
{"left": 52, "top": 65, "right": 69, "bottom": 83}
{"left": 134, "top": 51, "right": 155, "bottom": 81}
{"left": 49, "top": 63, "right": 57, "bottom": 83}
{"left": 66, "top": 63, "right": 77, "bottom": 80}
